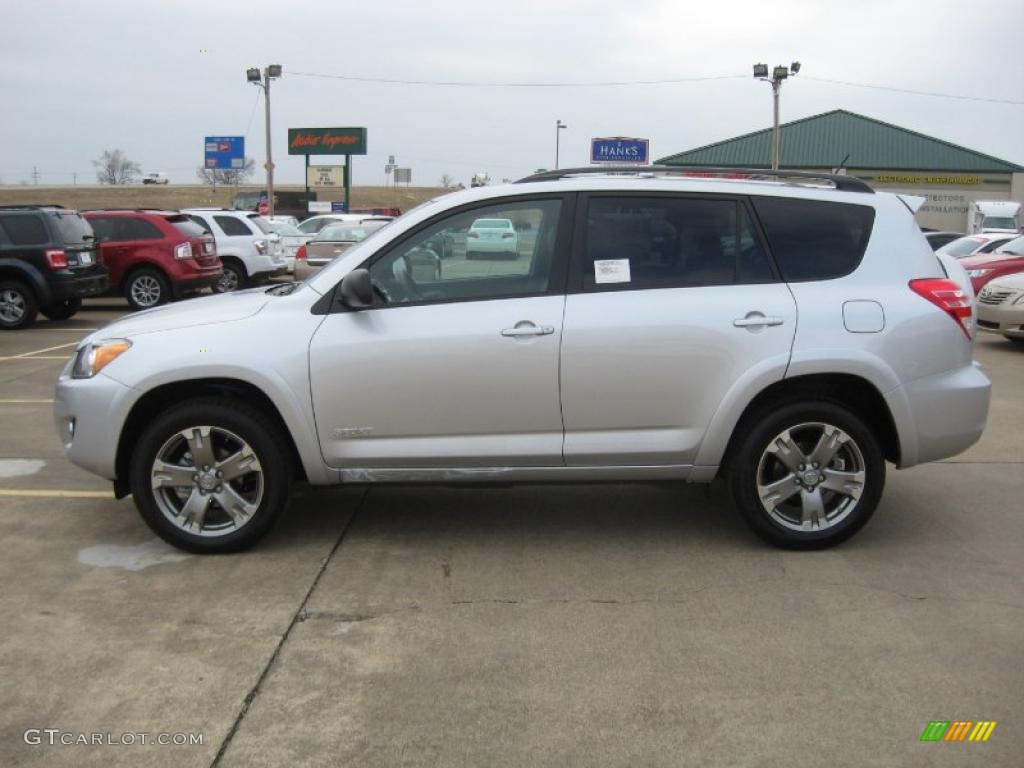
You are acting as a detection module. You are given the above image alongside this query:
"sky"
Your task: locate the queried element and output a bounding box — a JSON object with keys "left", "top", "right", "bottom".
{"left": 1, "top": 0, "right": 1022, "bottom": 188}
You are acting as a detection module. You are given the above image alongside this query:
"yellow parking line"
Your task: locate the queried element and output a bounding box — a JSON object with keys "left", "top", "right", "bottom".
{"left": 11, "top": 341, "right": 79, "bottom": 358}
{"left": 0, "top": 489, "right": 113, "bottom": 499}
{"left": 0, "top": 399, "right": 55, "bottom": 404}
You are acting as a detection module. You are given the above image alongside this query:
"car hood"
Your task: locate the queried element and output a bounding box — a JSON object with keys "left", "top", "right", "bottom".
{"left": 959, "top": 252, "right": 1024, "bottom": 269}
{"left": 984, "top": 271, "right": 1024, "bottom": 291}
{"left": 85, "top": 288, "right": 273, "bottom": 342}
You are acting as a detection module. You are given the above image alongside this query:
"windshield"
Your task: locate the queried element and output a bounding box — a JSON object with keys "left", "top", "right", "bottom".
{"left": 994, "top": 235, "right": 1024, "bottom": 256}
{"left": 267, "top": 221, "right": 303, "bottom": 236}
{"left": 982, "top": 216, "right": 1017, "bottom": 230}
{"left": 51, "top": 211, "right": 95, "bottom": 244}
{"left": 937, "top": 237, "right": 987, "bottom": 257}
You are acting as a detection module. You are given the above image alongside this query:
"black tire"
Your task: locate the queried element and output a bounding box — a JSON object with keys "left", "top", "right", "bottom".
{"left": 0, "top": 280, "right": 39, "bottom": 330}
{"left": 129, "top": 397, "right": 293, "bottom": 553}
{"left": 124, "top": 268, "right": 170, "bottom": 311}
{"left": 41, "top": 297, "right": 82, "bottom": 321}
{"left": 728, "top": 400, "right": 885, "bottom": 549}
{"left": 214, "top": 260, "right": 247, "bottom": 293}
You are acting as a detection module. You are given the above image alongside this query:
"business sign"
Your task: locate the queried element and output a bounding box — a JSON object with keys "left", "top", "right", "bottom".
{"left": 590, "top": 137, "right": 649, "bottom": 164}
{"left": 306, "top": 165, "right": 347, "bottom": 188}
{"left": 331, "top": 201, "right": 348, "bottom": 212}
{"left": 288, "top": 127, "right": 367, "bottom": 156}
{"left": 308, "top": 201, "right": 332, "bottom": 213}
{"left": 204, "top": 136, "right": 245, "bottom": 169}
{"left": 394, "top": 168, "right": 412, "bottom": 184}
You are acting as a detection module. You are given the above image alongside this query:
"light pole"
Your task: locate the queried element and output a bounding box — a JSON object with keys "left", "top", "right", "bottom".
{"left": 247, "top": 64, "right": 283, "bottom": 217}
{"left": 555, "top": 120, "right": 567, "bottom": 169}
{"left": 753, "top": 62, "right": 800, "bottom": 170}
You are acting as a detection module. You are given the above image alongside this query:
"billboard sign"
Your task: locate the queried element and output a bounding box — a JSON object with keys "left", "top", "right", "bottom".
{"left": 590, "top": 137, "right": 649, "bottom": 164}
{"left": 306, "top": 165, "right": 347, "bottom": 188}
{"left": 394, "top": 168, "right": 412, "bottom": 184}
{"left": 204, "top": 136, "right": 245, "bottom": 169}
{"left": 288, "top": 127, "right": 367, "bottom": 156}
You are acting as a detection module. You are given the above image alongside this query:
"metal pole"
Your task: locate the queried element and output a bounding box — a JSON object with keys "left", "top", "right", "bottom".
{"left": 344, "top": 154, "right": 351, "bottom": 213}
{"left": 264, "top": 69, "right": 275, "bottom": 218}
{"left": 304, "top": 155, "right": 310, "bottom": 216}
{"left": 771, "top": 79, "right": 781, "bottom": 170}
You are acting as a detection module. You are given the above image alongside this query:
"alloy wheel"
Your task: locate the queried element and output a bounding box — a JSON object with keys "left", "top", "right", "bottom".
{"left": 0, "top": 288, "right": 27, "bottom": 323}
{"left": 131, "top": 275, "right": 162, "bottom": 307}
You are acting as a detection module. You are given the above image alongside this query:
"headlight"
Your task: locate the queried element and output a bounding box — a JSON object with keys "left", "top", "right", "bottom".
{"left": 1014, "top": 294, "right": 1024, "bottom": 305}
{"left": 967, "top": 269, "right": 992, "bottom": 278}
{"left": 72, "top": 339, "right": 132, "bottom": 379}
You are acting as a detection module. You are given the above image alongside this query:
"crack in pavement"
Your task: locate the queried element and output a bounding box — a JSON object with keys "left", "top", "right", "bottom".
{"left": 209, "top": 486, "right": 369, "bottom": 768}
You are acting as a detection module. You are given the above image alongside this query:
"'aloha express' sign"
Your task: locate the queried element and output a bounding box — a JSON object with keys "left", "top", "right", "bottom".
{"left": 288, "top": 127, "right": 367, "bottom": 156}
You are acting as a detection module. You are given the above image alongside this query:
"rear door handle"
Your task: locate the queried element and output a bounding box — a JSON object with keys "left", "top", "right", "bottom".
{"left": 501, "top": 322, "right": 555, "bottom": 337}
{"left": 734, "top": 312, "right": 784, "bottom": 328}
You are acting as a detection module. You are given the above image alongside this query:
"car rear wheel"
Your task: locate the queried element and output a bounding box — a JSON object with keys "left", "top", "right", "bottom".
{"left": 0, "top": 280, "right": 39, "bottom": 330}
{"left": 41, "top": 297, "right": 82, "bottom": 321}
{"left": 728, "top": 400, "right": 885, "bottom": 549}
{"left": 129, "top": 398, "right": 292, "bottom": 553}
{"left": 125, "top": 268, "right": 169, "bottom": 311}
{"left": 214, "top": 260, "right": 246, "bottom": 293}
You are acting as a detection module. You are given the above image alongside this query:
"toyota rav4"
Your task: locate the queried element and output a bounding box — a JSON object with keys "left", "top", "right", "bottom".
{"left": 54, "top": 168, "right": 991, "bottom": 553}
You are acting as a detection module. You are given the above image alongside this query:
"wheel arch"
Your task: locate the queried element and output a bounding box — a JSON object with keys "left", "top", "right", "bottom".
{"left": 114, "top": 377, "right": 309, "bottom": 498}
{"left": 121, "top": 261, "right": 170, "bottom": 289}
{"left": 0, "top": 260, "right": 51, "bottom": 305}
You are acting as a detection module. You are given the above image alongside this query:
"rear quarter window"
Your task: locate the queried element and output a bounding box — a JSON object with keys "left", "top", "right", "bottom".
{"left": 752, "top": 197, "right": 875, "bottom": 281}
{"left": 51, "top": 212, "right": 96, "bottom": 245}
{"left": 0, "top": 214, "right": 50, "bottom": 245}
{"left": 166, "top": 216, "right": 208, "bottom": 239}
{"left": 214, "top": 216, "right": 255, "bottom": 237}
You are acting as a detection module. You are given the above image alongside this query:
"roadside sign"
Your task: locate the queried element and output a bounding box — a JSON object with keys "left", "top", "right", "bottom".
{"left": 257, "top": 200, "right": 269, "bottom": 215}
{"left": 288, "top": 127, "right": 367, "bottom": 156}
{"left": 331, "top": 201, "right": 348, "bottom": 212}
{"left": 308, "top": 201, "right": 332, "bottom": 213}
{"left": 394, "top": 168, "right": 412, "bottom": 184}
{"left": 590, "top": 137, "right": 649, "bottom": 164}
{"left": 306, "top": 165, "right": 347, "bottom": 188}
{"left": 204, "top": 136, "right": 245, "bottom": 169}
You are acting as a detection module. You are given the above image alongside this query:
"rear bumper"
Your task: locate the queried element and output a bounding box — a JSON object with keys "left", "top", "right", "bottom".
{"left": 172, "top": 271, "right": 222, "bottom": 298}
{"left": 885, "top": 362, "right": 991, "bottom": 467}
{"left": 50, "top": 270, "right": 110, "bottom": 302}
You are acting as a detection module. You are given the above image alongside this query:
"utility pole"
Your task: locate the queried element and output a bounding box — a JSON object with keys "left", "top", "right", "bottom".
{"left": 247, "top": 64, "right": 282, "bottom": 217}
{"left": 753, "top": 62, "right": 801, "bottom": 170}
{"left": 555, "top": 120, "right": 567, "bottom": 169}
{"left": 73, "top": 172, "right": 77, "bottom": 185}
{"left": 32, "top": 166, "right": 40, "bottom": 185}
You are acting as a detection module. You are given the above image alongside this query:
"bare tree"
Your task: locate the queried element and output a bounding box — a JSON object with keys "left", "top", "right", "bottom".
{"left": 92, "top": 149, "right": 141, "bottom": 185}
{"left": 196, "top": 157, "right": 257, "bottom": 186}
{"left": 439, "top": 173, "right": 455, "bottom": 188}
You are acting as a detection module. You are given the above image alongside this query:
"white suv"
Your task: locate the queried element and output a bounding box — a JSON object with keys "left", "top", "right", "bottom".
{"left": 182, "top": 209, "right": 287, "bottom": 291}
{"left": 56, "top": 168, "right": 990, "bottom": 553}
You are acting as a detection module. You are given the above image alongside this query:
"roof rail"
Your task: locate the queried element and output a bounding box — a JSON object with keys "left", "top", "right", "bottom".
{"left": 0, "top": 203, "right": 67, "bottom": 210}
{"left": 515, "top": 165, "right": 874, "bottom": 194}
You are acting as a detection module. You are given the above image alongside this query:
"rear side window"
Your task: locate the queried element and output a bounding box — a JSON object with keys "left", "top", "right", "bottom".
{"left": 0, "top": 214, "right": 50, "bottom": 245}
{"left": 50, "top": 212, "right": 95, "bottom": 245}
{"left": 752, "top": 197, "right": 875, "bottom": 281}
{"left": 580, "top": 196, "right": 776, "bottom": 290}
{"left": 214, "top": 216, "right": 254, "bottom": 237}
{"left": 118, "top": 218, "right": 164, "bottom": 240}
{"left": 166, "top": 215, "right": 207, "bottom": 239}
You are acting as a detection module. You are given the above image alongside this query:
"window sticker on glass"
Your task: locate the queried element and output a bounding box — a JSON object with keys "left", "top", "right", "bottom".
{"left": 594, "top": 258, "right": 631, "bottom": 284}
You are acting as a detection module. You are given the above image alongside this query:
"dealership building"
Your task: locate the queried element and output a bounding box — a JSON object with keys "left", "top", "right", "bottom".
{"left": 656, "top": 109, "right": 1024, "bottom": 232}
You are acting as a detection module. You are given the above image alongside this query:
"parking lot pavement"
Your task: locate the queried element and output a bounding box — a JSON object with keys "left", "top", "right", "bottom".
{"left": 1, "top": 310, "right": 1021, "bottom": 767}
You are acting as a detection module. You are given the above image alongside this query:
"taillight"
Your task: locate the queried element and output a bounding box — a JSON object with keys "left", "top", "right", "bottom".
{"left": 44, "top": 249, "right": 67, "bottom": 269}
{"left": 174, "top": 242, "right": 193, "bottom": 260}
{"left": 909, "top": 278, "right": 973, "bottom": 339}
{"left": 501, "top": 232, "right": 514, "bottom": 239}
{"left": 295, "top": 245, "right": 307, "bottom": 260}
{"left": 254, "top": 239, "right": 267, "bottom": 255}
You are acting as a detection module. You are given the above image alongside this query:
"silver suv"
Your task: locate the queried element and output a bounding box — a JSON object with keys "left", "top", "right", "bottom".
{"left": 55, "top": 168, "right": 991, "bottom": 553}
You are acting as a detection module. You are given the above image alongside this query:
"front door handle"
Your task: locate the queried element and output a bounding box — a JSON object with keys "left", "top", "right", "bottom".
{"left": 734, "top": 312, "right": 784, "bottom": 328}
{"left": 501, "top": 322, "right": 555, "bottom": 338}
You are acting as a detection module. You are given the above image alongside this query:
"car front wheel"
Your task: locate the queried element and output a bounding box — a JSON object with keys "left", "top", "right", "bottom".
{"left": 129, "top": 398, "right": 292, "bottom": 553}
{"left": 728, "top": 400, "right": 885, "bottom": 549}
{"left": 0, "top": 280, "right": 39, "bottom": 330}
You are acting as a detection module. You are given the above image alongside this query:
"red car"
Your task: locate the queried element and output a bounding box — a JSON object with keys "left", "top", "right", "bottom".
{"left": 83, "top": 210, "right": 222, "bottom": 310}
{"left": 960, "top": 235, "right": 1024, "bottom": 294}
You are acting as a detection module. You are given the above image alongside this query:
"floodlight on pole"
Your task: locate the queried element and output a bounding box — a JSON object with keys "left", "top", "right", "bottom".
{"left": 247, "top": 64, "right": 284, "bottom": 217}
{"left": 752, "top": 61, "right": 801, "bottom": 170}
{"left": 555, "top": 119, "right": 568, "bottom": 169}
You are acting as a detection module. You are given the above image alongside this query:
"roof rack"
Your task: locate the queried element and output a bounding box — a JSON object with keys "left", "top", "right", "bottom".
{"left": 0, "top": 204, "right": 67, "bottom": 210}
{"left": 515, "top": 165, "right": 874, "bottom": 194}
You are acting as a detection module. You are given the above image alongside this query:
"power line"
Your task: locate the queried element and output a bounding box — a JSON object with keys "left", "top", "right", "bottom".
{"left": 802, "top": 76, "right": 1024, "bottom": 106}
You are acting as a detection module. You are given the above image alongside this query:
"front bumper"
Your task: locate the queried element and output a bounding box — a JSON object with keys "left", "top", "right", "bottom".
{"left": 54, "top": 368, "right": 136, "bottom": 480}
{"left": 977, "top": 301, "right": 1024, "bottom": 338}
{"left": 885, "top": 362, "right": 991, "bottom": 467}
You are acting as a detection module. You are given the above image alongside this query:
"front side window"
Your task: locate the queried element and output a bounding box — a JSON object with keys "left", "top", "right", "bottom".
{"left": 214, "top": 216, "right": 254, "bottom": 237}
{"left": 119, "top": 218, "right": 164, "bottom": 240}
{"left": 367, "top": 199, "right": 562, "bottom": 306}
{"left": 580, "top": 196, "right": 774, "bottom": 291}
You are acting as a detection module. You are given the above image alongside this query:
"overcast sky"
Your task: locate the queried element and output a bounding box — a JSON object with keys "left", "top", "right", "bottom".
{"left": 1, "top": 0, "right": 1022, "bottom": 188}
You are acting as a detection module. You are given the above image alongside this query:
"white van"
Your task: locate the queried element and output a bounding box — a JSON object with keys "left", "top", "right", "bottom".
{"left": 967, "top": 200, "right": 1022, "bottom": 235}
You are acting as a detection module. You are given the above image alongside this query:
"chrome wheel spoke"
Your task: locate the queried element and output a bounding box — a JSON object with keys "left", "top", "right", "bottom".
{"left": 213, "top": 485, "right": 257, "bottom": 526}
{"left": 799, "top": 487, "right": 828, "bottom": 530}
{"left": 179, "top": 488, "right": 210, "bottom": 532}
{"left": 151, "top": 459, "right": 195, "bottom": 489}
{"left": 808, "top": 425, "right": 845, "bottom": 468}
{"left": 184, "top": 427, "right": 217, "bottom": 470}
{"left": 767, "top": 430, "right": 806, "bottom": 474}
{"left": 216, "top": 447, "right": 260, "bottom": 482}
{"left": 758, "top": 474, "right": 801, "bottom": 508}
{"left": 819, "top": 469, "right": 865, "bottom": 499}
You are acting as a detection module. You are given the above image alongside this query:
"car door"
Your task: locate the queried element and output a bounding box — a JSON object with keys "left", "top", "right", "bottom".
{"left": 308, "top": 195, "right": 572, "bottom": 469}
{"left": 560, "top": 193, "right": 797, "bottom": 468}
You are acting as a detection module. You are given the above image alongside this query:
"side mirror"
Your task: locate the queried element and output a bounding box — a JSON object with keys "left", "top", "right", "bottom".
{"left": 339, "top": 268, "right": 374, "bottom": 309}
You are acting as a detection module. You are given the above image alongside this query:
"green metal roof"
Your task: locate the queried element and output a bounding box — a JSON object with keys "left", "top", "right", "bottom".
{"left": 657, "top": 109, "right": 1023, "bottom": 173}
